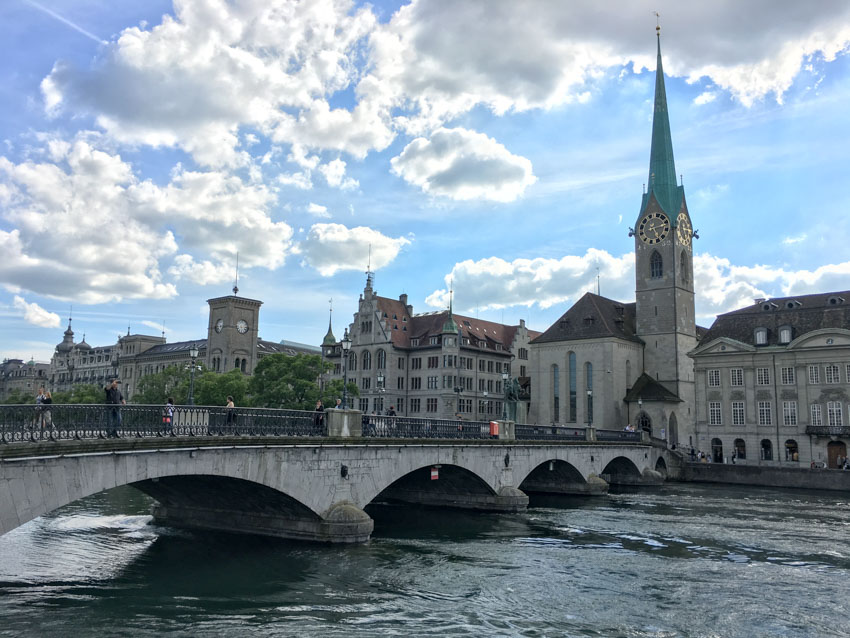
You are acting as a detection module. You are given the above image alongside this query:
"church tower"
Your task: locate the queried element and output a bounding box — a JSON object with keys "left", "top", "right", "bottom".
{"left": 633, "top": 27, "right": 697, "bottom": 407}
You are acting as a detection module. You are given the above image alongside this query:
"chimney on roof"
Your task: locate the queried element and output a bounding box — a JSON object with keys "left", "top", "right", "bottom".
{"left": 519, "top": 318, "right": 525, "bottom": 328}
{"left": 399, "top": 293, "right": 408, "bottom": 305}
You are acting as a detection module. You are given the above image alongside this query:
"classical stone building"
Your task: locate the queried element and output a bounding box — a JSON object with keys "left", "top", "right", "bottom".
{"left": 529, "top": 29, "right": 698, "bottom": 444}
{"left": 324, "top": 274, "right": 539, "bottom": 420}
{"left": 0, "top": 358, "right": 50, "bottom": 399}
{"left": 29, "top": 291, "right": 318, "bottom": 403}
{"left": 690, "top": 292, "right": 850, "bottom": 468}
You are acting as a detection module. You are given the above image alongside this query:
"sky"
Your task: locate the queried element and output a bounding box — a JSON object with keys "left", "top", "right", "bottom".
{"left": 1, "top": 0, "right": 849, "bottom": 362}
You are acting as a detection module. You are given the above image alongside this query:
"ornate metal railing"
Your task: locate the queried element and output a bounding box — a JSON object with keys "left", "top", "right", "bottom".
{"left": 361, "top": 414, "right": 493, "bottom": 440}
{"left": 805, "top": 425, "right": 850, "bottom": 436}
{"left": 596, "top": 429, "right": 642, "bottom": 442}
{"left": 515, "top": 424, "right": 587, "bottom": 441}
{"left": 0, "top": 404, "right": 324, "bottom": 443}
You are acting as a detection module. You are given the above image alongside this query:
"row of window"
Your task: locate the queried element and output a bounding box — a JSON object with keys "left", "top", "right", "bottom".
{"left": 708, "top": 400, "right": 844, "bottom": 427}
{"left": 356, "top": 374, "right": 503, "bottom": 394}
{"left": 552, "top": 354, "right": 594, "bottom": 423}
{"left": 704, "top": 437, "right": 801, "bottom": 462}
{"left": 707, "top": 364, "right": 849, "bottom": 388}
{"left": 348, "top": 351, "right": 509, "bottom": 374}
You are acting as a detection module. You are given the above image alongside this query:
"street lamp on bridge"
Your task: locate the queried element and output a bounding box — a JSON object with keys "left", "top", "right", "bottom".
{"left": 187, "top": 345, "right": 199, "bottom": 406}
{"left": 341, "top": 328, "right": 352, "bottom": 409}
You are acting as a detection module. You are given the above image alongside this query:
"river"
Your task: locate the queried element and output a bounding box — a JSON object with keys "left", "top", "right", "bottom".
{"left": 1, "top": 483, "right": 848, "bottom": 637}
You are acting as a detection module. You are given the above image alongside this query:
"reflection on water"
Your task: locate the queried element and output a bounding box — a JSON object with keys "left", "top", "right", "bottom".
{"left": 1, "top": 483, "right": 849, "bottom": 637}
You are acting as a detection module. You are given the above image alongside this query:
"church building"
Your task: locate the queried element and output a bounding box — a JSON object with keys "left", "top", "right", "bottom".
{"left": 529, "top": 28, "right": 700, "bottom": 446}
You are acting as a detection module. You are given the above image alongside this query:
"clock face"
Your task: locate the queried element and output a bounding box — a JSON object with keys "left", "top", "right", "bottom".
{"left": 677, "top": 213, "right": 693, "bottom": 246}
{"left": 215, "top": 319, "right": 224, "bottom": 333}
{"left": 638, "top": 212, "right": 670, "bottom": 244}
{"left": 236, "top": 319, "right": 249, "bottom": 334}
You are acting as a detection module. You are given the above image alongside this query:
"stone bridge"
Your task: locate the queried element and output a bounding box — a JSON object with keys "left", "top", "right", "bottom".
{"left": 0, "top": 435, "right": 674, "bottom": 543}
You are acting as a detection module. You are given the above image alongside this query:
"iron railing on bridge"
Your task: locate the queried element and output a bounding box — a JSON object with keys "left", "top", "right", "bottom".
{"left": 361, "top": 414, "right": 493, "bottom": 440}
{"left": 0, "top": 404, "right": 323, "bottom": 443}
{"left": 596, "top": 429, "right": 642, "bottom": 442}
{"left": 515, "top": 424, "right": 587, "bottom": 441}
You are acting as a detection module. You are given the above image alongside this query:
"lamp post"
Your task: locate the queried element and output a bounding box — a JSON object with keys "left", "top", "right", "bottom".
{"left": 502, "top": 371, "right": 509, "bottom": 419}
{"left": 587, "top": 389, "right": 593, "bottom": 427}
{"left": 637, "top": 397, "right": 643, "bottom": 432}
{"left": 188, "top": 345, "right": 199, "bottom": 406}
{"left": 341, "top": 328, "right": 352, "bottom": 409}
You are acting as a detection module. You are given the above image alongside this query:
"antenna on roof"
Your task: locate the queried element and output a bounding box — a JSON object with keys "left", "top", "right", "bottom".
{"left": 596, "top": 267, "right": 601, "bottom": 295}
{"left": 127, "top": 323, "right": 131, "bottom": 336}
{"left": 233, "top": 252, "right": 239, "bottom": 296}
{"left": 161, "top": 321, "right": 166, "bottom": 340}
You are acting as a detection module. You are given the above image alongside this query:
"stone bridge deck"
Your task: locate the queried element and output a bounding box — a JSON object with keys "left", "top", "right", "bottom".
{"left": 0, "top": 406, "right": 676, "bottom": 543}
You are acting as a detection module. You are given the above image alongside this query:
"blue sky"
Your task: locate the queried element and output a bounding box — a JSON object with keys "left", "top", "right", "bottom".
{"left": 1, "top": 0, "right": 849, "bottom": 362}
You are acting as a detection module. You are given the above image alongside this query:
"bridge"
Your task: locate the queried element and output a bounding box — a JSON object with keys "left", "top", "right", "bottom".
{"left": 0, "top": 405, "right": 677, "bottom": 543}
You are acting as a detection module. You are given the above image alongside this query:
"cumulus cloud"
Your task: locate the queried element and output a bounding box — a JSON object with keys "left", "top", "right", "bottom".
{"left": 426, "top": 250, "right": 850, "bottom": 323}
{"left": 0, "top": 137, "right": 295, "bottom": 302}
{"left": 391, "top": 127, "right": 536, "bottom": 202}
{"left": 12, "top": 295, "right": 61, "bottom": 328}
{"left": 37, "top": 0, "right": 850, "bottom": 186}
{"left": 307, "top": 202, "right": 331, "bottom": 218}
{"left": 300, "top": 223, "right": 410, "bottom": 276}
{"left": 319, "top": 158, "right": 358, "bottom": 190}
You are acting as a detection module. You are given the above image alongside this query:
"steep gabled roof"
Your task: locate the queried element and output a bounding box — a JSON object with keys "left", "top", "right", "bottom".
{"left": 624, "top": 372, "right": 682, "bottom": 403}
{"left": 698, "top": 290, "right": 850, "bottom": 347}
{"left": 531, "top": 293, "right": 641, "bottom": 345}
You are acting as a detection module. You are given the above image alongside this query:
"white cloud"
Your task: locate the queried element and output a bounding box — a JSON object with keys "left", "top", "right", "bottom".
{"left": 300, "top": 223, "right": 410, "bottom": 276}
{"left": 318, "top": 158, "right": 358, "bottom": 190}
{"left": 390, "top": 127, "right": 536, "bottom": 202}
{"left": 12, "top": 295, "right": 60, "bottom": 328}
{"left": 693, "top": 91, "right": 717, "bottom": 105}
{"left": 782, "top": 234, "right": 807, "bottom": 245}
{"left": 0, "top": 137, "right": 295, "bottom": 301}
{"left": 426, "top": 250, "right": 850, "bottom": 325}
{"left": 307, "top": 202, "right": 331, "bottom": 218}
{"left": 141, "top": 320, "right": 167, "bottom": 333}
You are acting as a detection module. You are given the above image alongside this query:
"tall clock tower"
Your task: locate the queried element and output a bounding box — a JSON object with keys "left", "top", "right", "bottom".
{"left": 633, "top": 27, "right": 696, "bottom": 406}
{"left": 206, "top": 294, "right": 262, "bottom": 374}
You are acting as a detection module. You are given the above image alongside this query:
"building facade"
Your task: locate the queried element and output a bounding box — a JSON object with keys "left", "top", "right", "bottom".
{"left": 324, "top": 275, "right": 539, "bottom": 420}
{"left": 0, "top": 358, "right": 50, "bottom": 399}
{"left": 690, "top": 292, "right": 850, "bottom": 468}
{"left": 529, "top": 29, "right": 697, "bottom": 443}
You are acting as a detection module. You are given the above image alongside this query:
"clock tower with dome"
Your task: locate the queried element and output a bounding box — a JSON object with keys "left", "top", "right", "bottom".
{"left": 632, "top": 26, "right": 697, "bottom": 411}
{"left": 206, "top": 286, "right": 262, "bottom": 375}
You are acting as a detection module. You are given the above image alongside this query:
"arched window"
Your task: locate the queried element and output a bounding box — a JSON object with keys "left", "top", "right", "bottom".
{"left": 585, "top": 362, "right": 593, "bottom": 424}
{"left": 234, "top": 357, "right": 240, "bottom": 370}
{"left": 362, "top": 350, "right": 371, "bottom": 370}
{"left": 680, "top": 250, "right": 689, "bottom": 283}
{"left": 552, "top": 364, "right": 560, "bottom": 422}
{"left": 637, "top": 411, "right": 652, "bottom": 433}
{"left": 785, "top": 439, "right": 799, "bottom": 462}
{"left": 650, "top": 251, "right": 663, "bottom": 279}
{"left": 625, "top": 360, "right": 632, "bottom": 388}
{"left": 240, "top": 359, "right": 246, "bottom": 373}
{"left": 568, "top": 352, "right": 577, "bottom": 422}
{"left": 734, "top": 438, "right": 746, "bottom": 460}
{"left": 711, "top": 438, "right": 723, "bottom": 463}
{"left": 376, "top": 349, "right": 386, "bottom": 369}
{"left": 760, "top": 439, "right": 773, "bottom": 461}
{"left": 349, "top": 352, "right": 357, "bottom": 371}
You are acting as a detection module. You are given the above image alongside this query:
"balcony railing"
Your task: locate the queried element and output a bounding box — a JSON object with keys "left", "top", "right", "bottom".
{"left": 805, "top": 425, "right": 850, "bottom": 436}
{"left": 0, "top": 404, "right": 324, "bottom": 443}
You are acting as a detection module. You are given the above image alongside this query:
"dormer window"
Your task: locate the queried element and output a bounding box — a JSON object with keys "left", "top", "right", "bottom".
{"left": 778, "top": 326, "right": 792, "bottom": 344}
{"left": 755, "top": 328, "right": 768, "bottom": 345}
{"left": 429, "top": 336, "right": 439, "bottom": 345}
{"left": 411, "top": 338, "right": 419, "bottom": 346}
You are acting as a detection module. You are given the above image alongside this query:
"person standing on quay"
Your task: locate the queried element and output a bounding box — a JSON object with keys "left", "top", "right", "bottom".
{"left": 105, "top": 379, "right": 125, "bottom": 438}
{"left": 314, "top": 399, "right": 325, "bottom": 427}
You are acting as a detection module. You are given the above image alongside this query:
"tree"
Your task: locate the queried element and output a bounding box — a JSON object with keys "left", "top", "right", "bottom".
{"left": 133, "top": 365, "right": 192, "bottom": 405}
{"left": 51, "top": 384, "right": 103, "bottom": 404}
{"left": 320, "top": 378, "right": 359, "bottom": 409}
{"left": 249, "top": 353, "right": 335, "bottom": 409}
{"left": 1, "top": 389, "right": 32, "bottom": 404}
{"left": 192, "top": 369, "right": 248, "bottom": 407}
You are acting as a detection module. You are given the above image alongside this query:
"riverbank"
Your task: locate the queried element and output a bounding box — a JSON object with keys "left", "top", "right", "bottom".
{"left": 679, "top": 461, "right": 850, "bottom": 491}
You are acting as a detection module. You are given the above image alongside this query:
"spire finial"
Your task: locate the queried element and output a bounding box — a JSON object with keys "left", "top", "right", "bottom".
{"left": 233, "top": 252, "right": 239, "bottom": 296}
{"left": 449, "top": 278, "right": 454, "bottom": 315}
{"left": 365, "top": 244, "right": 374, "bottom": 289}
{"left": 654, "top": 10, "right": 660, "bottom": 34}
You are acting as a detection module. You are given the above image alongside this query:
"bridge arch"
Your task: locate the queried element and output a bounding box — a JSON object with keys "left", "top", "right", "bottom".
{"left": 600, "top": 456, "right": 642, "bottom": 486}
{"left": 370, "top": 463, "right": 499, "bottom": 510}
{"left": 518, "top": 459, "right": 587, "bottom": 494}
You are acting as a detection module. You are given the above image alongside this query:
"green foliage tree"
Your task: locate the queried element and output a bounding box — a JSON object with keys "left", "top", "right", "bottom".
{"left": 193, "top": 369, "right": 248, "bottom": 407}
{"left": 51, "top": 384, "right": 104, "bottom": 404}
{"left": 249, "top": 353, "right": 345, "bottom": 410}
{"left": 1, "top": 389, "right": 32, "bottom": 404}
{"left": 320, "top": 377, "right": 359, "bottom": 409}
{"left": 133, "top": 365, "right": 192, "bottom": 405}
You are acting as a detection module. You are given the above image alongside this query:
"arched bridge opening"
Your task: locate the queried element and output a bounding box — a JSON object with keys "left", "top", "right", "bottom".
{"left": 133, "top": 475, "right": 322, "bottom": 539}
{"left": 370, "top": 464, "right": 525, "bottom": 513}
{"left": 519, "top": 459, "right": 605, "bottom": 497}
{"left": 600, "top": 456, "right": 643, "bottom": 487}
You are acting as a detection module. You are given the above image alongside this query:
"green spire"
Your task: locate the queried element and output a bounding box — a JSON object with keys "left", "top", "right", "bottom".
{"left": 442, "top": 286, "right": 459, "bottom": 334}
{"left": 644, "top": 28, "right": 682, "bottom": 218}
{"left": 322, "top": 305, "right": 336, "bottom": 346}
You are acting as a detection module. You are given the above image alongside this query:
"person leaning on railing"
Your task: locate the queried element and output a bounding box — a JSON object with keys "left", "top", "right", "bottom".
{"left": 104, "top": 379, "right": 125, "bottom": 438}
